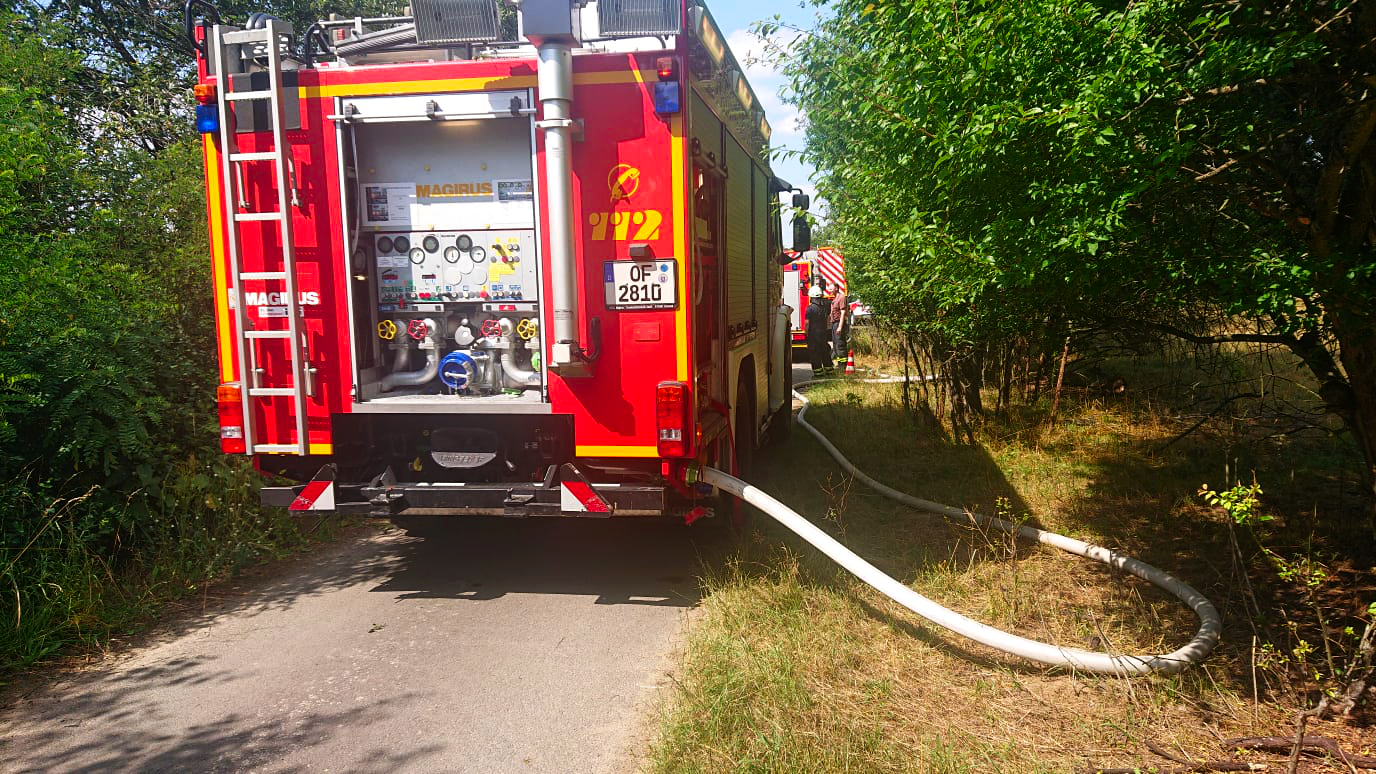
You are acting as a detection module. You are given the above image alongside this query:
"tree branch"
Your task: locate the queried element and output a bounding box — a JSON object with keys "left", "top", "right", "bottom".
{"left": 1135, "top": 320, "right": 1295, "bottom": 346}
{"left": 1312, "top": 98, "right": 1376, "bottom": 255}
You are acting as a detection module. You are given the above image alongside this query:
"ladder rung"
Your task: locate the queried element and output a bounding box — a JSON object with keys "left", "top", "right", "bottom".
{"left": 226, "top": 90, "right": 276, "bottom": 102}
{"left": 235, "top": 211, "right": 284, "bottom": 222}
{"left": 245, "top": 330, "right": 293, "bottom": 339}
{"left": 249, "top": 388, "right": 299, "bottom": 397}
{"left": 229, "top": 151, "right": 279, "bottom": 161}
{"left": 240, "top": 271, "right": 288, "bottom": 281}
{"left": 253, "top": 444, "right": 307, "bottom": 453}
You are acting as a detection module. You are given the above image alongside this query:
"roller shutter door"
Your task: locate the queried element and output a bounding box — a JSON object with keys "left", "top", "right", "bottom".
{"left": 725, "top": 136, "right": 752, "bottom": 326}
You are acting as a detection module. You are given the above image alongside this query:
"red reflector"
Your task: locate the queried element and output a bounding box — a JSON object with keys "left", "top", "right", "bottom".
{"left": 655, "top": 56, "right": 676, "bottom": 81}
{"left": 194, "top": 83, "right": 217, "bottom": 104}
{"left": 656, "top": 381, "right": 692, "bottom": 457}
{"left": 216, "top": 383, "right": 246, "bottom": 454}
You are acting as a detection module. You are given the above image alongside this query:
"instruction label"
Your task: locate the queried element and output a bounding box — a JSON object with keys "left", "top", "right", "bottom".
{"left": 364, "top": 184, "right": 416, "bottom": 226}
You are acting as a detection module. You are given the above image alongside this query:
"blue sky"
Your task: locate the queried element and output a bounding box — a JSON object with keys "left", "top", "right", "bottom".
{"left": 708, "top": 0, "right": 827, "bottom": 216}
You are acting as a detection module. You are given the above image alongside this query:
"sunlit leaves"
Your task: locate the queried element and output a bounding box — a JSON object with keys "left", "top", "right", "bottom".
{"left": 778, "top": 0, "right": 1371, "bottom": 346}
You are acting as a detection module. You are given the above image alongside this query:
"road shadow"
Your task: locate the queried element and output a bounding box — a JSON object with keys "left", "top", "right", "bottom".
{"left": 0, "top": 652, "right": 443, "bottom": 773}
{"left": 370, "top": 515, "right": 719, "bottom": 607}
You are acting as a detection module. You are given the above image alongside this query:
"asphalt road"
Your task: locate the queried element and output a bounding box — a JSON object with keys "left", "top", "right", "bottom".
{"left": 0, "top": 516, "right": 723, "bottom": 773}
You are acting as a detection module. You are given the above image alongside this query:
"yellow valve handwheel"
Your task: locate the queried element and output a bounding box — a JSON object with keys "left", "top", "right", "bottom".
{"left": 377, "top": 319, "right": 397, "bottom": 340}
{"left": 516, "top": 318, "right": 539, "bottom": 340}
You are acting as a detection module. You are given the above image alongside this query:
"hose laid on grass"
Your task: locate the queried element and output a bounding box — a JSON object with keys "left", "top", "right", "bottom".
{"left": 700, "top": 379, "right": 1221, "bottom": 676}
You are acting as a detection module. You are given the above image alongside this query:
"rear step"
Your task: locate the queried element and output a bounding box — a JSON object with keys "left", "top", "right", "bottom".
{"left": 262, "top": 464, "right": 664, "bottom": 517}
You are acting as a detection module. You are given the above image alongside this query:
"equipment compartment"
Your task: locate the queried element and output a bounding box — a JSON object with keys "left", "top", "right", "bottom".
{"left": 339, "top": 94, "right": 546, "bottom": 407}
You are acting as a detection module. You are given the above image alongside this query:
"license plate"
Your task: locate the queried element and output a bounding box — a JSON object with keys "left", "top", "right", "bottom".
{"left": 603, "top": 260, "right": 676, "bottom": 310}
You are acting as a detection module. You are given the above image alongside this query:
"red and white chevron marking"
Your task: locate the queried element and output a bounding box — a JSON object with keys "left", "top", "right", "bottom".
{"left": 812, "top": 247, "right": 846, "bottom": 294}
{"left": 290, "top": 479, "right": 335, "bottom": 511}
{"left": 560, "top": 480, "right": 611, "bottom": 513}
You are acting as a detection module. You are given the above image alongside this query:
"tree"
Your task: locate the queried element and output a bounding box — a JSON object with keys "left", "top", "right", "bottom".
{"left": 775, "top": 0, "right": 1376, "bottom": 507}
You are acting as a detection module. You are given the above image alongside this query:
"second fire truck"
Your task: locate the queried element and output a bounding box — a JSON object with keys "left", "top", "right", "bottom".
{"left": 781, "top": 246, "right": 845, "bottom": 358}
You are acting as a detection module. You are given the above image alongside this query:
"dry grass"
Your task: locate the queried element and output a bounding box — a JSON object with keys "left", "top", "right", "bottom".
{"left": 650, "top": 354, "right": 1373, "bottom": 773}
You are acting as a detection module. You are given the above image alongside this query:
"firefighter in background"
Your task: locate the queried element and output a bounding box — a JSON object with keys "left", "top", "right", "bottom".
{"left": 830, "top": 283, "right": 851, "bottom": 371}
{"left": 805, "top": 285, "right": 834, "bottom": 377}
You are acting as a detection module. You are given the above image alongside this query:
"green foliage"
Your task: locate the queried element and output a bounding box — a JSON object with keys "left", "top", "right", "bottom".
{"left": 0, "top": 9, "right": 316, "bottom": 672}
{"left": 775, "top": 0, "right": 1376, "bottom": 496}
{"left": 0, "top": 456, "right": 316, "bottom": 672}
{"left": 1198, "top": 482, "right": 1267, "bottom": 526}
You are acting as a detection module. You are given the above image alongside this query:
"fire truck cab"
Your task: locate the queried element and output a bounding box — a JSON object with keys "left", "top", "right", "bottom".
{"left": 189, "top": 0, "right": 804, "bottom": 518}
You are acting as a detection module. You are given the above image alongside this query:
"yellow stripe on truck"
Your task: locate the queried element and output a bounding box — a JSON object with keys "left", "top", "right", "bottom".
{"left": 203, "top": 134, "right": 234, "bottom": 383}
{"left": 670, "top": 113, "right": 689, "bottom": 382}
{"left": 576, "top": 445, "right": 658, "bottom": 458}
{"left": 299, "top": 70, "right": 657, "bottom": 99}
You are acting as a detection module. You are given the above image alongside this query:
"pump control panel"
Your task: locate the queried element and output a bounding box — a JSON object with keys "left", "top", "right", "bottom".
{"left": 376, "top": 229, "right": 538, "bottom": 309}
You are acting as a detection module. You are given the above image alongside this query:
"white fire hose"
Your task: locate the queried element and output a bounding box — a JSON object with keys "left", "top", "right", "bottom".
{"left": 700, "top": 380, "right": 1221, "bottom": 676}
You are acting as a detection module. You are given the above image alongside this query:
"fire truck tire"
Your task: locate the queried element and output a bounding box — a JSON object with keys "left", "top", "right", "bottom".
{"left": 765, "top": 358, "right": 794, "bottom": 446}
{"left": 734, "top": 374, "right": 756, "bottom": 478}
{"left": 727, "top": 372, "right": 758, "bottom": 535}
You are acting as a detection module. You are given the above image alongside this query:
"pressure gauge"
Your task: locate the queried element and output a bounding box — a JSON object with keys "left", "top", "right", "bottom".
{"left": 377, "top": 236, "right": 394, "bottom": 254}
{"left": 423, "top": 235, "right": 439, "bottom": 253}
{"left": 409, "top": 247, "right": 425, "bottom": 265}
{"left": 456, "top": 234, "right": 473, "bottom": 251}
{"left": 393, "top": 236, "right": 410, "bottom": 253}
{"left": 443, "top": 246, "right": 460, "bottom": 263}
{"left": 471, "top": 245, "right": 487, "bottom": 262}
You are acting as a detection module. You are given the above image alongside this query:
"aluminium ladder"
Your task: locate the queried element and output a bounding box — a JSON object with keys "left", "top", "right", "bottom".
{"left": 210, "top": 20, "right": 311, "bottom": 455}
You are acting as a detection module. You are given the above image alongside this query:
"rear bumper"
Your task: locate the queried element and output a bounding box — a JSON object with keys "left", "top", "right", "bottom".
{"left": 262, "top": 479, "right": 667, "bottom": 517}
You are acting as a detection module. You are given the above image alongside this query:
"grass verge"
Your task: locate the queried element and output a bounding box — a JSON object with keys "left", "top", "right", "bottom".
{"left": 652, "top": 357, "right": 1374, "bottom": 772}
{"left": 0, "top": 457, "right": 340, "bottom": 678}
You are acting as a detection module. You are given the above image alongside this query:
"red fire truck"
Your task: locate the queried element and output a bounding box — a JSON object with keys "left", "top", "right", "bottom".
{"left": 781, "top": 247, "right": 845, "bottom": 357}
{"left": 187, "top": 0, "right": 810, "bottom": 518}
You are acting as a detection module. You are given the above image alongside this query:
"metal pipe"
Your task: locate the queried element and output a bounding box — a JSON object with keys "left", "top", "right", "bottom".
{"left": 380, "top": 318, "right": 439, "bottom": 391}
{"left": 537, "top": 41, "right": 581, "bottom": 369}
{"left": 333, "top": 23, "right": 416, "bottom": 57}
{"left": 498, "top": 318, "right": 541, "bottom": 387}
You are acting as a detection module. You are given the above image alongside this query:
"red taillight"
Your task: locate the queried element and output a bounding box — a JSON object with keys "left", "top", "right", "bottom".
{"left": 656, "top": 381, "right": 692, "bottom": 458}
{"left": 194, "top": 83, "right": 217, "bottom": 104}
{"left": 216, "top": 383, "right": 247, "bottom": 454}
{"left": 655, "top": 56, "right": 676, "bottom": 81}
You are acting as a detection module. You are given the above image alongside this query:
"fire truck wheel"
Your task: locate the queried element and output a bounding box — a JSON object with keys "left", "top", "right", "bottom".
{"left": 765, "top": 358, "right": 794, "bottom": 446}
{"left": 727, "top": 372, "right": 758, "bottom": 536}
{"left": 734, "top": 378, "right": 756, "bottom": 478}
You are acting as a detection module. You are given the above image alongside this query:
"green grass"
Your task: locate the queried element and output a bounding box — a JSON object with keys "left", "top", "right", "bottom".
{"left": 0, "top": 457, "right": 339, "bottom": 677}
{"left": 650, "top": 350, "right": 1369, "bottom": 772}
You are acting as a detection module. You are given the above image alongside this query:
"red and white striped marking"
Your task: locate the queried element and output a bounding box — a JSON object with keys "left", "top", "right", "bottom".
{"left": 558, "top": 463, "right": 612, "bottom": 513}
{"left": 560, "top": 480, "right": 611, "bottom": 513}
{"left": 812, "top": 247, "right": 846, "bottom": 294}
{"left": 783, "top": 247, "right": 846, "bottom": 294}
{"left": 290, "top": 479, "right": 335, "bottom": 511}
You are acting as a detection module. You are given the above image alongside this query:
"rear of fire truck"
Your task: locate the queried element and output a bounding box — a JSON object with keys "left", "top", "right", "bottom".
{"left": 190, "top": 0, "right": 805, "bottom": 518}
{"left": 781, "top": 247, "right": 844, "bottom": 358}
